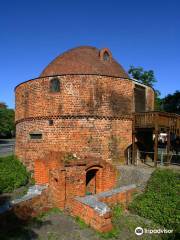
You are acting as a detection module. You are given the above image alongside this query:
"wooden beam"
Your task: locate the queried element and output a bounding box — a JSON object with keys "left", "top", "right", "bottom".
{"left": 154, "top": 113, "right": 159, "bottom": 167}
{"left": 132, "top": 115, "right": 136, "bottom": 165}
{"left": 167, "top": 129, "right": 171, "bottom": 165}
{"left": 154, "top": 130, "right": 158, "bottom": 167}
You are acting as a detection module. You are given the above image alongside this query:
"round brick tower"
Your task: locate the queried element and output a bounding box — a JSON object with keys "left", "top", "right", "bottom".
{"left": 15, "top": 46, "right": 154, "bottom": 171}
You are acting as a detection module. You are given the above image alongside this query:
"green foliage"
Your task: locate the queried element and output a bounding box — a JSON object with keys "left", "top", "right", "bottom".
{"left": 0, "top": 155, "right": 30, "bottom": 193}
{"left": 112, "top": 204, "right": 123, "bottom": 223}
{"left": 75, "top": 216, "right": 88, "bottom": 229}
{"left": 162, "top": 91, "right": 180, "bottom": 114}
{"left": 28, "top": 176, "right": 35, "bottom": 186}
{"left": 98, "top": 228, "right": 120, "bottom": 239}
{"left": 154, "top": 91, "right": 163, "bottom": 111}
{"left": 128, "top": 66, "right": 157, "bottom": 88}
{"left": 0, "top": 107, "right": 15, "bottom": 137}
{"left": 129, "top": 169, "right": 180, "bottom": 236}
{"left": 47, "top": 232, "right": 59, "bottom": 240}
{"left": 128, "top": 66, "right": 163, "bottom": 111}
{"left": 0, "top": 102, "right": 7, "bottom": 109}
{"left": 34, "top": 208, "right": 62, "bottom": 221}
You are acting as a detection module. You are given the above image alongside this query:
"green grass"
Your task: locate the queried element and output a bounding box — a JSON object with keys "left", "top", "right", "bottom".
{"left": 97, "top": 204, "right": 122, "bottom": 239}
{"left": 0, "top": 155, "right": 30, "bottom": 193}
{"left": 98, "top": 228, "right": 120, "bottom": 239}
{"left": 112, "top": 204, "right": 123, "bottom": 222}
{"left": 47, "top": 232, "right": 59, "bottom": 240}
{"left": 75, "top": 216, "right": 89, "bottom": 229}
{"left": 129, "top": 169, "right": 180, "bottom": 239}
{"left": 33, "top": 207, "right": 62, "bottom": 221}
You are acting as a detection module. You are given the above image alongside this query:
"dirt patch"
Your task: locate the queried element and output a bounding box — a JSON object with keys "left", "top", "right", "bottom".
{"left": 0, "top": 206, "right": 166, "bottom": 240}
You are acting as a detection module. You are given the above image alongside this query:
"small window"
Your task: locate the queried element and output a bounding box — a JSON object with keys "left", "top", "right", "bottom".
{"left": 50, "top": 78, "right": 60, "bottom": 92}
{"left": 49, "top": 119, "right": 54, "bottom": 126}
{"left": 103, "top": 51, "right": 110, "bottom": 61}
{"left": 29, "top": 133, "right": 42, "bottom": 140}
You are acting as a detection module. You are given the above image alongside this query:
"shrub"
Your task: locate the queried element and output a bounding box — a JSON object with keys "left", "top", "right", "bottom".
{"left": 98, "top": 228, "right": 120, "bottom": 239}
{"left": 129, "top": 169, "right": 180, "bottom": 237}
{"left": 75, "top": 216, "right": 88, "bottom": 229}
{"left": 0, "top": 155, "right": 30, "bottom": 193}
{"left": 112, "top": 204, "right": 123, "bottom": 223}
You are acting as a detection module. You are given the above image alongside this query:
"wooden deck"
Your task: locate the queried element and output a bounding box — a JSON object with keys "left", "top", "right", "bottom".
{"left": 134, "top": 111, "right": 180, "bottom": 134}
{"left": 132, "top": 111, "right": 180, "bottom": 167}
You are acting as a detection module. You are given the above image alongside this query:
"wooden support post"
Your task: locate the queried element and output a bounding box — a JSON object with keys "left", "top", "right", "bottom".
{"left": 153, "top": 113, "right": 159, "bottom": 167}
{"left": 154, "top": 130, "right": 158, "bottom": 167}
{"left": 167, "top": 129, "right": 170, "bottom": 165}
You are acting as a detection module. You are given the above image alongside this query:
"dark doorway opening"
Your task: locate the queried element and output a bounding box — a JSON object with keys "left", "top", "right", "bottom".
{"left": 134, "top": 84, "right": 146, "bottom": 112}
{"left": 86, "top": 169, "right": 98, "bottom": 195}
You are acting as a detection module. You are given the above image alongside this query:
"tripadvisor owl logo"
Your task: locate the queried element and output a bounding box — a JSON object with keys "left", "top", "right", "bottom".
{"left": 135, "top": 226, "right": 173, "bottom": 235}
{"left": 135, "top": 227, "right": 144, "bottom": 236}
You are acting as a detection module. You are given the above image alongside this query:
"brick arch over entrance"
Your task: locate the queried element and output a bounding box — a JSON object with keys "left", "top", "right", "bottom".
{"left": 34, "top": 152, "right": 118, "bottom": 209}
{"left": 85, "top": 165, "right": 103, "bottom": 195}
{"left": 84, "top": 161, "right": 117, "bottom": 194}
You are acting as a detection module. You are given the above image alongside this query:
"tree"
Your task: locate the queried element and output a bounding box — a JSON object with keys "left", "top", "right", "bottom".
{"left": 162, "top": 91, "right": 180, "bottom": 114}
{"left": 128, "top": 66, "right": 161, "bottom": 110}
{"left": 128, "top": 66, "right": 157, "bottom": 87}
{"left": 0, "top": 106, "right": 15, "bottom": 138}
{"left": 0, "top": 102, "right": 7, "bottom": 109}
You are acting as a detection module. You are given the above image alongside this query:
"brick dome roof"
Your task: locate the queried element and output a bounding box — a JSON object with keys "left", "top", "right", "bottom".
{"left": 40, "top": 46, "right": 129, "bottom": 78}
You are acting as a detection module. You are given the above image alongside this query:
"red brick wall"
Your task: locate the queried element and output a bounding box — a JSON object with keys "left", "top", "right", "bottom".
{"left": 99, "top": 187, "right": 136, "bottom": 206}
{"left": 49, "top": 169, "right": 66, "bottom": 209}
{"left": 15, "top": 118, "right": 132, "bottom": 171}
{"left": 69, "top": 198, "right": 113, "bottom": 232}
{"left": 68, "top": 185, "right": 136, "bottom": 232}
{"left": 34, "top": 152, "right": 63, "bottom": 184}
{"left": 12, "top": 189, "right": 52, "bottom": 220}
{"left": 15, "top": 75, "right": 133, "bottom": 121}
{"left": 146, "top": 86, "right": 155, "bottom": 111}
{"left": 15, "top": 74, "right": 154, "bottom": 171}
{"left": 37, "top": 156, "right": 117, "bottom": 201}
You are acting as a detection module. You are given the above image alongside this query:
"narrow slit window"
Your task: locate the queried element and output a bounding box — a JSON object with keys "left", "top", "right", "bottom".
{"left": 29, "top": 133, "right": 42, "bottom": 140}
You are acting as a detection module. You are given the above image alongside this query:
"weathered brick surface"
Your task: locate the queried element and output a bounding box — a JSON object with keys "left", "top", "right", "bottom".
{"left": 69, "top": 198, "right": 113, "bottom": 232}
{"left": 49, "top": 169, "right": 66, "bottom": 209}
{"left": 67, "top": 185, "right": 136, "bottom": 232}
{"left": 36, "top": 155, "right": 117, "bottom": 202}
{"left": 15, "top": 73, "right": 154, "bottom": 171}
{"left": 12, "top": 188, "right": 52, "bottom": 220}
{"left": 15, "top": 75, "right": 133, "bottom": 122}
{"left": 15, "top": 118, "right": 132, "bottom": 171}
{"left": 146, "top": 86, "right": 155, "bottom": 111}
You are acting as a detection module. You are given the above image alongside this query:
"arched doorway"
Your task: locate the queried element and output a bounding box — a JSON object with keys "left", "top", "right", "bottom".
{"left": 86, "top": 169, "right": 98, "bottom": 195}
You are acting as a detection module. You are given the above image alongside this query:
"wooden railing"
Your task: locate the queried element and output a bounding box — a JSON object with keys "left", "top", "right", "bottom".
{"left": 134, "top": 111, "right": 180, "bottom": 134}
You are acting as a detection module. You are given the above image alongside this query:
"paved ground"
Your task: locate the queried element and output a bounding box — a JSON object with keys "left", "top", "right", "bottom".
{"left": 0, "top": 209, "right": 165, "bottom": 240}
{"left": 0, "top": 139, "right": 15, "bottom": 157}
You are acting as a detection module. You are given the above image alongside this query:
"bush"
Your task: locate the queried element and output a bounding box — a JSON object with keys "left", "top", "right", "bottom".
{"left": 0, "top": 155, "right": 30, "bottom": 193}
{"left": 112, "top": 204, "right": 123, "bottom": 223}
{"left": 75, "top": 216, "right": 88, "bottom": 229}
{"left": 129, "top": 169, "right": 180, "bottom": 237}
